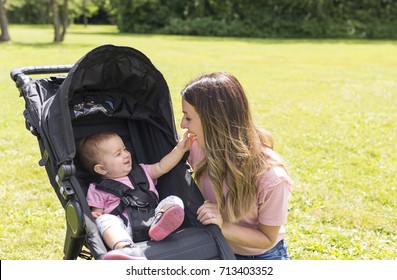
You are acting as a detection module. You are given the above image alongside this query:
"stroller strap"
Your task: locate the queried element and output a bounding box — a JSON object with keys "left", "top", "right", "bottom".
{"left": 95, "top": 165, "right": 158, "bottom": 242}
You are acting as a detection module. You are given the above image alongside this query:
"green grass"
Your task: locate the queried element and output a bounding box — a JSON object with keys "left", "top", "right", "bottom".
{"left": 1, "top": 25, "right": 396, "bottom": 260}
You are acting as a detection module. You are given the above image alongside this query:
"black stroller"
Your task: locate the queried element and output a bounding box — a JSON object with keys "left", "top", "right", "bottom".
{"left": 10, "top": 44, "right": 235, "bottom": 260}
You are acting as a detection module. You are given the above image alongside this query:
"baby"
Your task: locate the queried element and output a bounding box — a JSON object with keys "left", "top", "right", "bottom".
{"left": 78, "top": 131, "right": 193, "bottom": 260}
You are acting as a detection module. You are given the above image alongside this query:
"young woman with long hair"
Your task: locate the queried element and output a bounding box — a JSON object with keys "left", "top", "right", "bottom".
{"left": 180, "top": 72, "right": 292, "bottom": 260}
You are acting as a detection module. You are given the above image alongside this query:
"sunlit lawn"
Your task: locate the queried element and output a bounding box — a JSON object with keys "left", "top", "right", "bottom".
{"left": 0, "top": 24, "right": 396, "bottom": 260}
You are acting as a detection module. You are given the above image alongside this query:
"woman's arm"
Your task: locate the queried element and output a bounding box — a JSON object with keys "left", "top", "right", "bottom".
{"left": 197, "top": 201, "right": 280, "bottom": 250}
{"left": 222, "top": 222, "right": 280, "bottom": 250}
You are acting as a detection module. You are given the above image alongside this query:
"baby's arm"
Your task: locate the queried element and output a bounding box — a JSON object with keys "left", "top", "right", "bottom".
{"left": 150, "top": 131, "right": 195, "bottom": 179}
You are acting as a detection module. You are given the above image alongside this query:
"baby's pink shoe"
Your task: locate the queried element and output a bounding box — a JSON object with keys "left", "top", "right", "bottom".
{"left": 148, "top": 205, "right": 184, "bottom": 241}
{"left": 103, "top": 245, "right": 146, "bottom": 260}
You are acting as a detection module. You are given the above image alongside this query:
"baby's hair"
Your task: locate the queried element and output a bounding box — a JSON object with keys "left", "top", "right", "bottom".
{"left": 78, "top": 132, "right": 119, "bottom": 174}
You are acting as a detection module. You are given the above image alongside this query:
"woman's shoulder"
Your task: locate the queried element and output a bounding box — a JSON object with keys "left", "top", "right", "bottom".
{"left": 259, "top": 148, "right": 293, "bottom": 191}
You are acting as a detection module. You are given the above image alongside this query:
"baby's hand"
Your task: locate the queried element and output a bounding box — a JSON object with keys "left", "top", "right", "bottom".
{"left": 177, "top": 131, "right": 195, "bottom": 152}
{"left": 91, "top": 211, "right": 102, "bottom": 220}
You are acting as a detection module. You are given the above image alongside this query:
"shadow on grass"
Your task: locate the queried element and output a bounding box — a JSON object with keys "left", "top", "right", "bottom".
{"left": 7, "top": 23, "right": 397, "bottom": 48}
{"left": 6, "top": 41, "right": 99, "bottom": 49}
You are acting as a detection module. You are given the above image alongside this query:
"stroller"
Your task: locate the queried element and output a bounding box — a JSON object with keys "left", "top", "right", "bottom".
{"left": 10, "top": 44, "right": 235, "bottom": 260}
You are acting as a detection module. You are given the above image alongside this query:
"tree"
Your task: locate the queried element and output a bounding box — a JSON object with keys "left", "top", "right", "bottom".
{"left": 0, "top": 0, "right": 11, "bottom": 42}
{"left": 74, "top": 0, "right": 109, "bottom": 26}
{"left": 51, "top": 0, "right": 68, "bottom": 42}
{"left": 82, "top": 0, "right": 87, "bottom": 26}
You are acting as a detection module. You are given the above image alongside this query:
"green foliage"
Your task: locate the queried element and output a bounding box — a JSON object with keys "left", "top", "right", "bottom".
{"left": 8, "top": 0, "right": 52, "bottom": 24}
{"left": 7, "top": 0, "right": 105, "bottom": 25}
{"left": 161, "top": 17, "right": 255, "bottom": 37}
{"left": 1, "top": 25, "right": 396, "bottom": 260}
{"left": 112, "top": 0, "right": 397, "bottom": 38}
{"left": 6, "top": 0, "right": 397, "bottom": 38}
{"left": 113, "top": 0, "right": 172, "bottom": 33}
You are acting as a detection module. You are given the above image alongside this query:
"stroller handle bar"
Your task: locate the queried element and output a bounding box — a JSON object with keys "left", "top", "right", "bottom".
{"left": 10, "top": 65, "right": 73, "bottom": 80}
{"left": 10, "top": 65, "right": 73, "bottom": 89}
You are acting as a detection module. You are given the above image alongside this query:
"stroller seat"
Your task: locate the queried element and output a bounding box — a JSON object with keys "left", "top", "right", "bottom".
{"left": 10, "top": 44, "right": 235, "bottom": 260}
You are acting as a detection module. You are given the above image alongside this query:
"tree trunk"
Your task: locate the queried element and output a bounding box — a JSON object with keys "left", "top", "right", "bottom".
{"left": 52, "top": 0, "right": 62, "bottom": 42}
{"left": 83, "top": 0, "right": 88, "bottom": 27}
{"left": 0, "top": 0, "right": 11, "bottom": 42}
{"left": 60, "top": 0, "right": 68, "bottom": 41}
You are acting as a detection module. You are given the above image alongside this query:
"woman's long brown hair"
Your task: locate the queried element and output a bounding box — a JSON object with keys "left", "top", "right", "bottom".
{"left": 181, "top": 72, "right": 277, "bottom": 222}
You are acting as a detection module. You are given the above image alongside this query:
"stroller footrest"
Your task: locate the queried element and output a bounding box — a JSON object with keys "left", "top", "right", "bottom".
{"left": 141, "top": 227, "right": 226, "bottom": 260}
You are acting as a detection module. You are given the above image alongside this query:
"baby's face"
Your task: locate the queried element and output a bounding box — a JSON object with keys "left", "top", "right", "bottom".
{"left": 98, "top": 136, "right": 132, "bottom": 179}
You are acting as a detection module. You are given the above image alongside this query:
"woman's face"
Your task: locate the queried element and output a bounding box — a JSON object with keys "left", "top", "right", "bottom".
{"left": 181, "top": 98, "right": 204, "bottom": 148}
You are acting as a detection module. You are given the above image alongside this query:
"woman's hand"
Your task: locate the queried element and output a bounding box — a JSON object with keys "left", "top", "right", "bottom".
{"left": 197, "top": 200, "right": 223, "bottom": 228}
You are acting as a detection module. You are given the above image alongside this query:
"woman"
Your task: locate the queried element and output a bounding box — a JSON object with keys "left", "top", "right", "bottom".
{"left": 180, "top": 72, "right": 292, "bottom": 260}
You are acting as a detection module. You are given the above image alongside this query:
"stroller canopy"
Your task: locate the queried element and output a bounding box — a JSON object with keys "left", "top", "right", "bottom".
{"left": 43, "top": 44, "right": 177, "bottom": 167}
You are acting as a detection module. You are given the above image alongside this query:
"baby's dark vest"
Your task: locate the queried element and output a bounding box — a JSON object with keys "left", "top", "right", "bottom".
{"left": 95, "top": 165, "right": 158, "bottom": 242}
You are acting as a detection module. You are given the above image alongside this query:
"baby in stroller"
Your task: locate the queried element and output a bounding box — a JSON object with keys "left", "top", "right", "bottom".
{"left": 78, "top": 131, "right": 194, "bottom": 260}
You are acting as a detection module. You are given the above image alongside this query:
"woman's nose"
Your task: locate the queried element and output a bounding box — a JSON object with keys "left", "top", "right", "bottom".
{"left": 180, "top": 119, "right": 186, "bottom": 129}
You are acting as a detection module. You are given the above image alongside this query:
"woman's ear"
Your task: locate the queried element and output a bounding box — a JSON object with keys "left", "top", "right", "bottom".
{"left": 94, "top": 164, "right": 107, "bottom": 176}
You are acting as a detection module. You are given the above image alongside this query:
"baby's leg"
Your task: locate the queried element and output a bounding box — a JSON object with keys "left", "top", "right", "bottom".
{"left": 96, "top": 214, "right": 132, "bottom": 249}
{"left": 96, "top": 214, "right": 146, "bottom": 260}
{"left": 148, "top": 195, "right": 185, "bottom": 241}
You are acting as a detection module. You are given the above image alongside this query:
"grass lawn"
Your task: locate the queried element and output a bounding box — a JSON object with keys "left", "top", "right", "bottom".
{"left": 0, "top": 25, "right": 396, "bottom": 260}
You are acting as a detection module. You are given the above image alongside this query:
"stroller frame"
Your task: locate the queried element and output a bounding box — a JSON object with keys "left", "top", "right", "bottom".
{"left": 10, "top": 44, "right": 235, "bottom": 260}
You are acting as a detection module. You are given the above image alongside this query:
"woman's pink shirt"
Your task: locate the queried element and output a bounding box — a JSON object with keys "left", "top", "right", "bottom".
{"left": 188, "top": 141, "right": 292, "bottom": 255}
